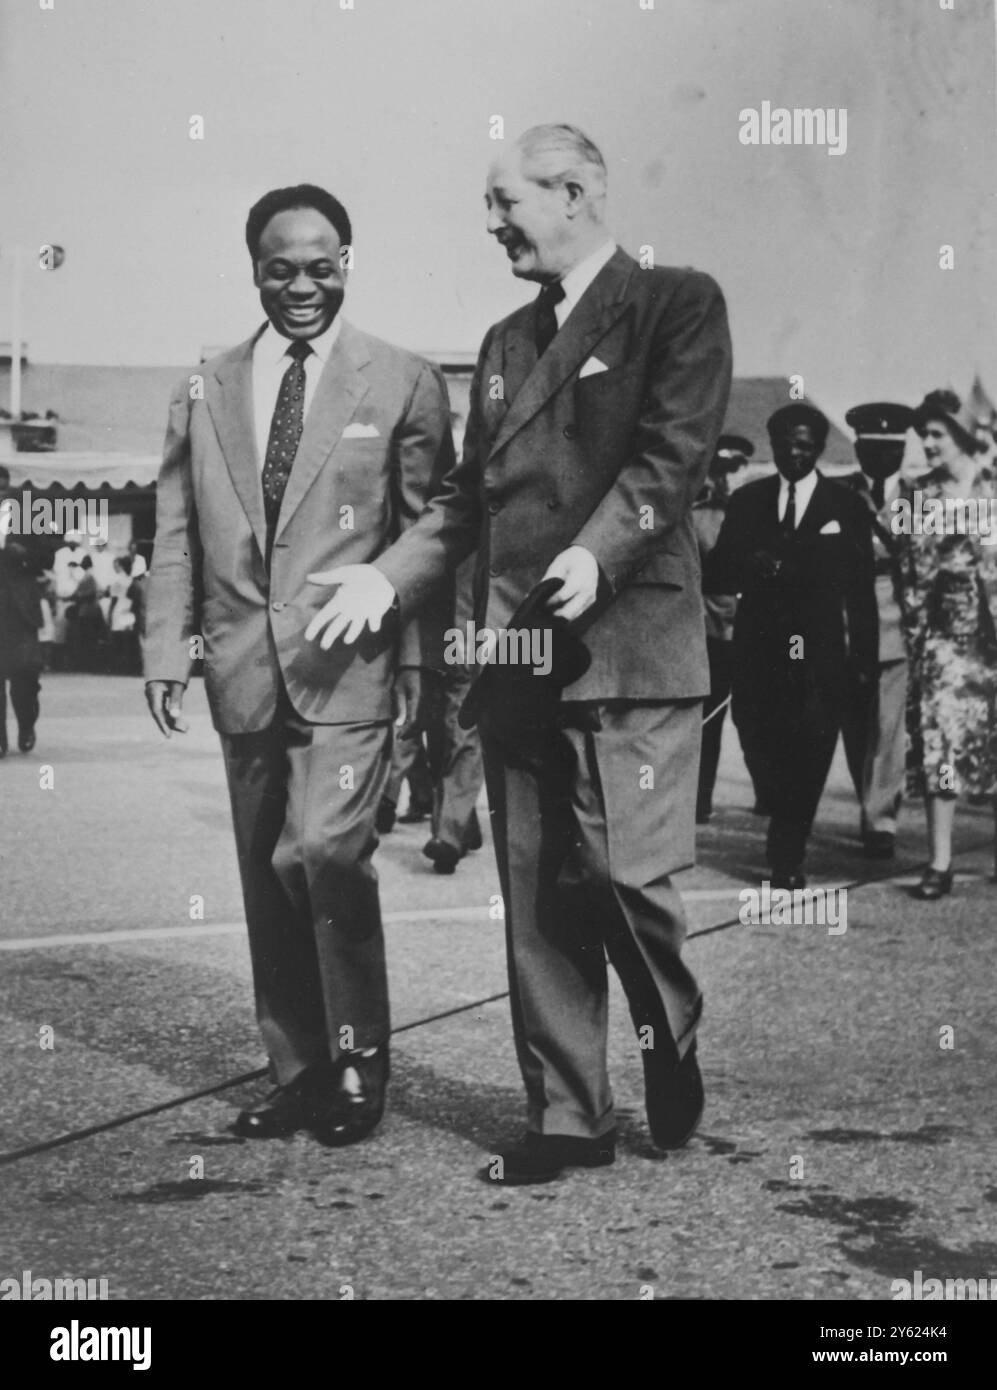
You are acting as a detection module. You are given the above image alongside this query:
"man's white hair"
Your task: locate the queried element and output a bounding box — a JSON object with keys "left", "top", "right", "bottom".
{"left": 516, "top": 124, "right": 608, "bottom": 199}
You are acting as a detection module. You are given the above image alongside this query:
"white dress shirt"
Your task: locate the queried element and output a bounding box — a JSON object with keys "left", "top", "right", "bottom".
{"left": 777, "top": 469, "right": 820, "bottom": 527}
{"left": 555, "top": 239, "right": 618, "bottom": 328}
{"left": 252, "top": 318, "right": 343, "bottom": 469}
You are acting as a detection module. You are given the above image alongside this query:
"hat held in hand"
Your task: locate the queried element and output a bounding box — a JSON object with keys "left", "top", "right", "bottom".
{"left": 458, "top": 577, "right": 591, "bottom": 732}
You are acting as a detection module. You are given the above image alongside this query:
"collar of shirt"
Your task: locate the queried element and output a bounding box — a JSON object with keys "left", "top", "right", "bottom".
{"left": 778, "top": 468, "right": 820, "bottom": 525}
{"left": 254, "top": 317, "right": 342, "bottom": 370}
{"left": 252, "top": 317, "right": 343, "bottom": 467}
{"left": 555, "top": 240, "right": 617, "bottom": 327}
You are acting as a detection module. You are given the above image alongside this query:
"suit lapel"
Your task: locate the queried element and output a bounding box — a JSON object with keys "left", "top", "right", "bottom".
{"left": 207, "top": 333, "right": 266, "bottom": 558}
{"left": 756, "top": 475, "right": 781, "bottom": 542}
{"left": 798, "top": 473, "right": 833, "bottom": 535}
{"left": 489, "top": 249, "right": 633, "bottom": 457}
{"left": 275, "top": 320, "right": 371, "bottom": 541}
{"left": 497, "top": 316, "right": 536, "bottom": 417}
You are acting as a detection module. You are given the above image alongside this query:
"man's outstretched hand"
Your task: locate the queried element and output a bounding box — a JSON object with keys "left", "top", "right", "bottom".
{"left": 145, "top": 681, "right": 189, "bottom": 738}
{"left": 305, "top": 565, "right": 397, "bottom": 649}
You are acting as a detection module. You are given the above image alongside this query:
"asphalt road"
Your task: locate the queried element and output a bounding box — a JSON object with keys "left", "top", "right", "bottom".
{"left": 1, "top": 674, "right": 995, "bottom": 1301}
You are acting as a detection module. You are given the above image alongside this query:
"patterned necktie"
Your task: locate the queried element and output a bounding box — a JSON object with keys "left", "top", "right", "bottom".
{"left": 261, "top": 339, "right": 312, "bottom": 562}
{"left": 535, "top": 281, "right": 566, "bottom": 358}
{"left": 782, "top": 480, "right": 797, "bottom": 535}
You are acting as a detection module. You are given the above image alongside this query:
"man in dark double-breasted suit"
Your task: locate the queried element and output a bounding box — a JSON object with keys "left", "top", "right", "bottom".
{"left": 309, "top": 125, "right": 732, "bottom": 1182}
{"left": 706, "top": 404, "right": 878, "bottom": 888}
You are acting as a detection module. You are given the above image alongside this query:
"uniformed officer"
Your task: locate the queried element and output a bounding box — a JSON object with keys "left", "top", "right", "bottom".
{"left": 838, "top": 402, "right": 916, "bottom": 858}
{"left": 691, "top": 433, "right": 754, "bottom": 822}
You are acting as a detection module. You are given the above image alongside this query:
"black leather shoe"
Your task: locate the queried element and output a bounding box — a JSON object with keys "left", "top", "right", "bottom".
{"left": 398, "top": 802, "right": 432, "bottom": 824}
{"left": 481, "top": 1130, "right": 616, "bottom": 1185}
{"left": 375, "top": 798, "right": 396, "bottom": 834}
{"left": 643, "top": 1039, "right": 704, "bottom": 1151}
{"left": 423, "top": 837, "right": 460, "bottom": 874}
{"left": 463, "top": 810, "right": 483, "bottom": 852}
{"left": 769, "top": 869, "right": 807, "bottom": 891}
{"left": 18, "top": 728, "right": 36, "bottom": 753}
{"left": 233, "top": 1068, "right": 331, "bottom": 1139}
{"left": 311, "top": 1046, "right": 389, "bottom": 1147}
{"left": 863, "top": 831, "right": 895, "bottom": 859}
{"left": 914, "top": 866, "right": 953, "bottom": 901}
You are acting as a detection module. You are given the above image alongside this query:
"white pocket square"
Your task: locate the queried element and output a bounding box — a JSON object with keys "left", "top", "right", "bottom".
{"left": 819, "top": 519, "right": 842, "bottom": 534}
{"left": 342, "top": 422, "right": 380, "bottom": 439}
{"left": 578, "top": 356, "right": 609, "bottom": 379}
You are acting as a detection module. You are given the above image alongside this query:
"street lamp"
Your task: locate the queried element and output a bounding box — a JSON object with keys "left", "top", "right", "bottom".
{"left": 6, "top": 243, "right": 66, "bottom": 419}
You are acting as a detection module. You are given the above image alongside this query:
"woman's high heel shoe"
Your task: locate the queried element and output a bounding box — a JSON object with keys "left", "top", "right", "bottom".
{"left": 914, "top": 866, "right": 954, "bottom": 900}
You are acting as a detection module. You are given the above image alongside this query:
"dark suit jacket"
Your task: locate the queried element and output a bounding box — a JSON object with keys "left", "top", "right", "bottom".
{"left": 0, "top": 527, "right": 52, "bottom": 676}
{"left": 376, "top": 248, "right": 733, "bottom": 700}
{"left": 704, "top": 471, "right": 878, "bottom": 704}
{"left": 143, "top": 320, "right": 456, "bottom": 733}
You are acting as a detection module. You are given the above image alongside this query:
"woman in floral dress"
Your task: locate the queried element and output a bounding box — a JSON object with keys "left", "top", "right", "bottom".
{"left": 900, "top": 390, "right": 997, "bottom": 900}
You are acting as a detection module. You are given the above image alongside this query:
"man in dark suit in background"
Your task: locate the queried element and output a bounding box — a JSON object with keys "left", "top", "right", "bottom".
{"left": 144, "top": 185, "right": 454, "bottom": 1147}
{"left": 838, "top": 403, "right": 915, "bottom": 860}
{"left": 307, "top": 125, "right": 732, "bottom": 1182}
{"left": 0, "top": 464, "right": 52, "bottom": 757}
{"left": 706, "top": 404, "right": 878, "bottom": 889}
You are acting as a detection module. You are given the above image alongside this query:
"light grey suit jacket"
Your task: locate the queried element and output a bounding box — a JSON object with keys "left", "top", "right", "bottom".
{"left": 144, "top": 319, "right": 455, "bottom": 734}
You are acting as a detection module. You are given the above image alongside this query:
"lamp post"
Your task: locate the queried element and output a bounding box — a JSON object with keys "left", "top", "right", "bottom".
{"left": 6, "top": 243, "right": 65, "bottom": 419}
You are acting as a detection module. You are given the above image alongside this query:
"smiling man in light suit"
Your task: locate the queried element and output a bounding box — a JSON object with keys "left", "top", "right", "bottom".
{"left": 143, "top": 185, "right": 454, "bottom": 1146}
{"left": 308, "top": 127, "right": 732, "bottom": 1182}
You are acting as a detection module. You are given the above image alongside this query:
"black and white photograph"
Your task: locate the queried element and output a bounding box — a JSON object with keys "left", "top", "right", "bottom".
{"left": 1, "top": 0, "right": 996, "bottom": 1338}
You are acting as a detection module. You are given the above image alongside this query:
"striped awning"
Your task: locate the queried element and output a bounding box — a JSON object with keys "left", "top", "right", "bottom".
{"left": 0, "top": 451, "right": 160, "bottom": 489}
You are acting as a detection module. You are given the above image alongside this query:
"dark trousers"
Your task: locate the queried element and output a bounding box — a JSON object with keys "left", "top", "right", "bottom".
{"left": 385, "top": 671, "right": 484, "bottom": 852}
{"left": 840, "top": 659, "right": 907, "bottom": 836}
{"left": 735, "top": 680, "right": 841, "bottom": 871}
{"left": 0, "top": 669, "right": 41, "bottom": 748}
{"left": 219, "top": 689, "right": 393, "bottom": 1085}
{"left": 385, "top": 726, "right": 435, "bottom": 813}
{"left": 697, "top": 637, "right": 732, "bottom": 818}
{"left": 482, "top": 700, "right": 702, "bottom": 1139}
{"left": 433, "top": 667, "right": 484, "bottom": 853}
{"left": 731, "top": 693, "right": 770, "bottom": 810}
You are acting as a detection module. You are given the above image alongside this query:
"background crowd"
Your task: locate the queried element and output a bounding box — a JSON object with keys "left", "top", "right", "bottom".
{"left": 41, "top": 531, "right": 148, "bottom": 675}
{"left": 5, "top": 383, "right": 997, "bottom": 904}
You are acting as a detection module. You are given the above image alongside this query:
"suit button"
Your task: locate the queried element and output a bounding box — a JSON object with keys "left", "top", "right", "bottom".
{"left": 489, "top": 565, "right": 501, "bottom": 577}
{"left": 563, "top": 423, "right": 578, "bottom": 439}
{"left": 488, "top": 500, "right": 503, "bottom": 515}
{"left": 271, "top": 601, "right": 286, "bottom": 612}
{"left": 547, "top": 498, "right": 560, "bottom": 510}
